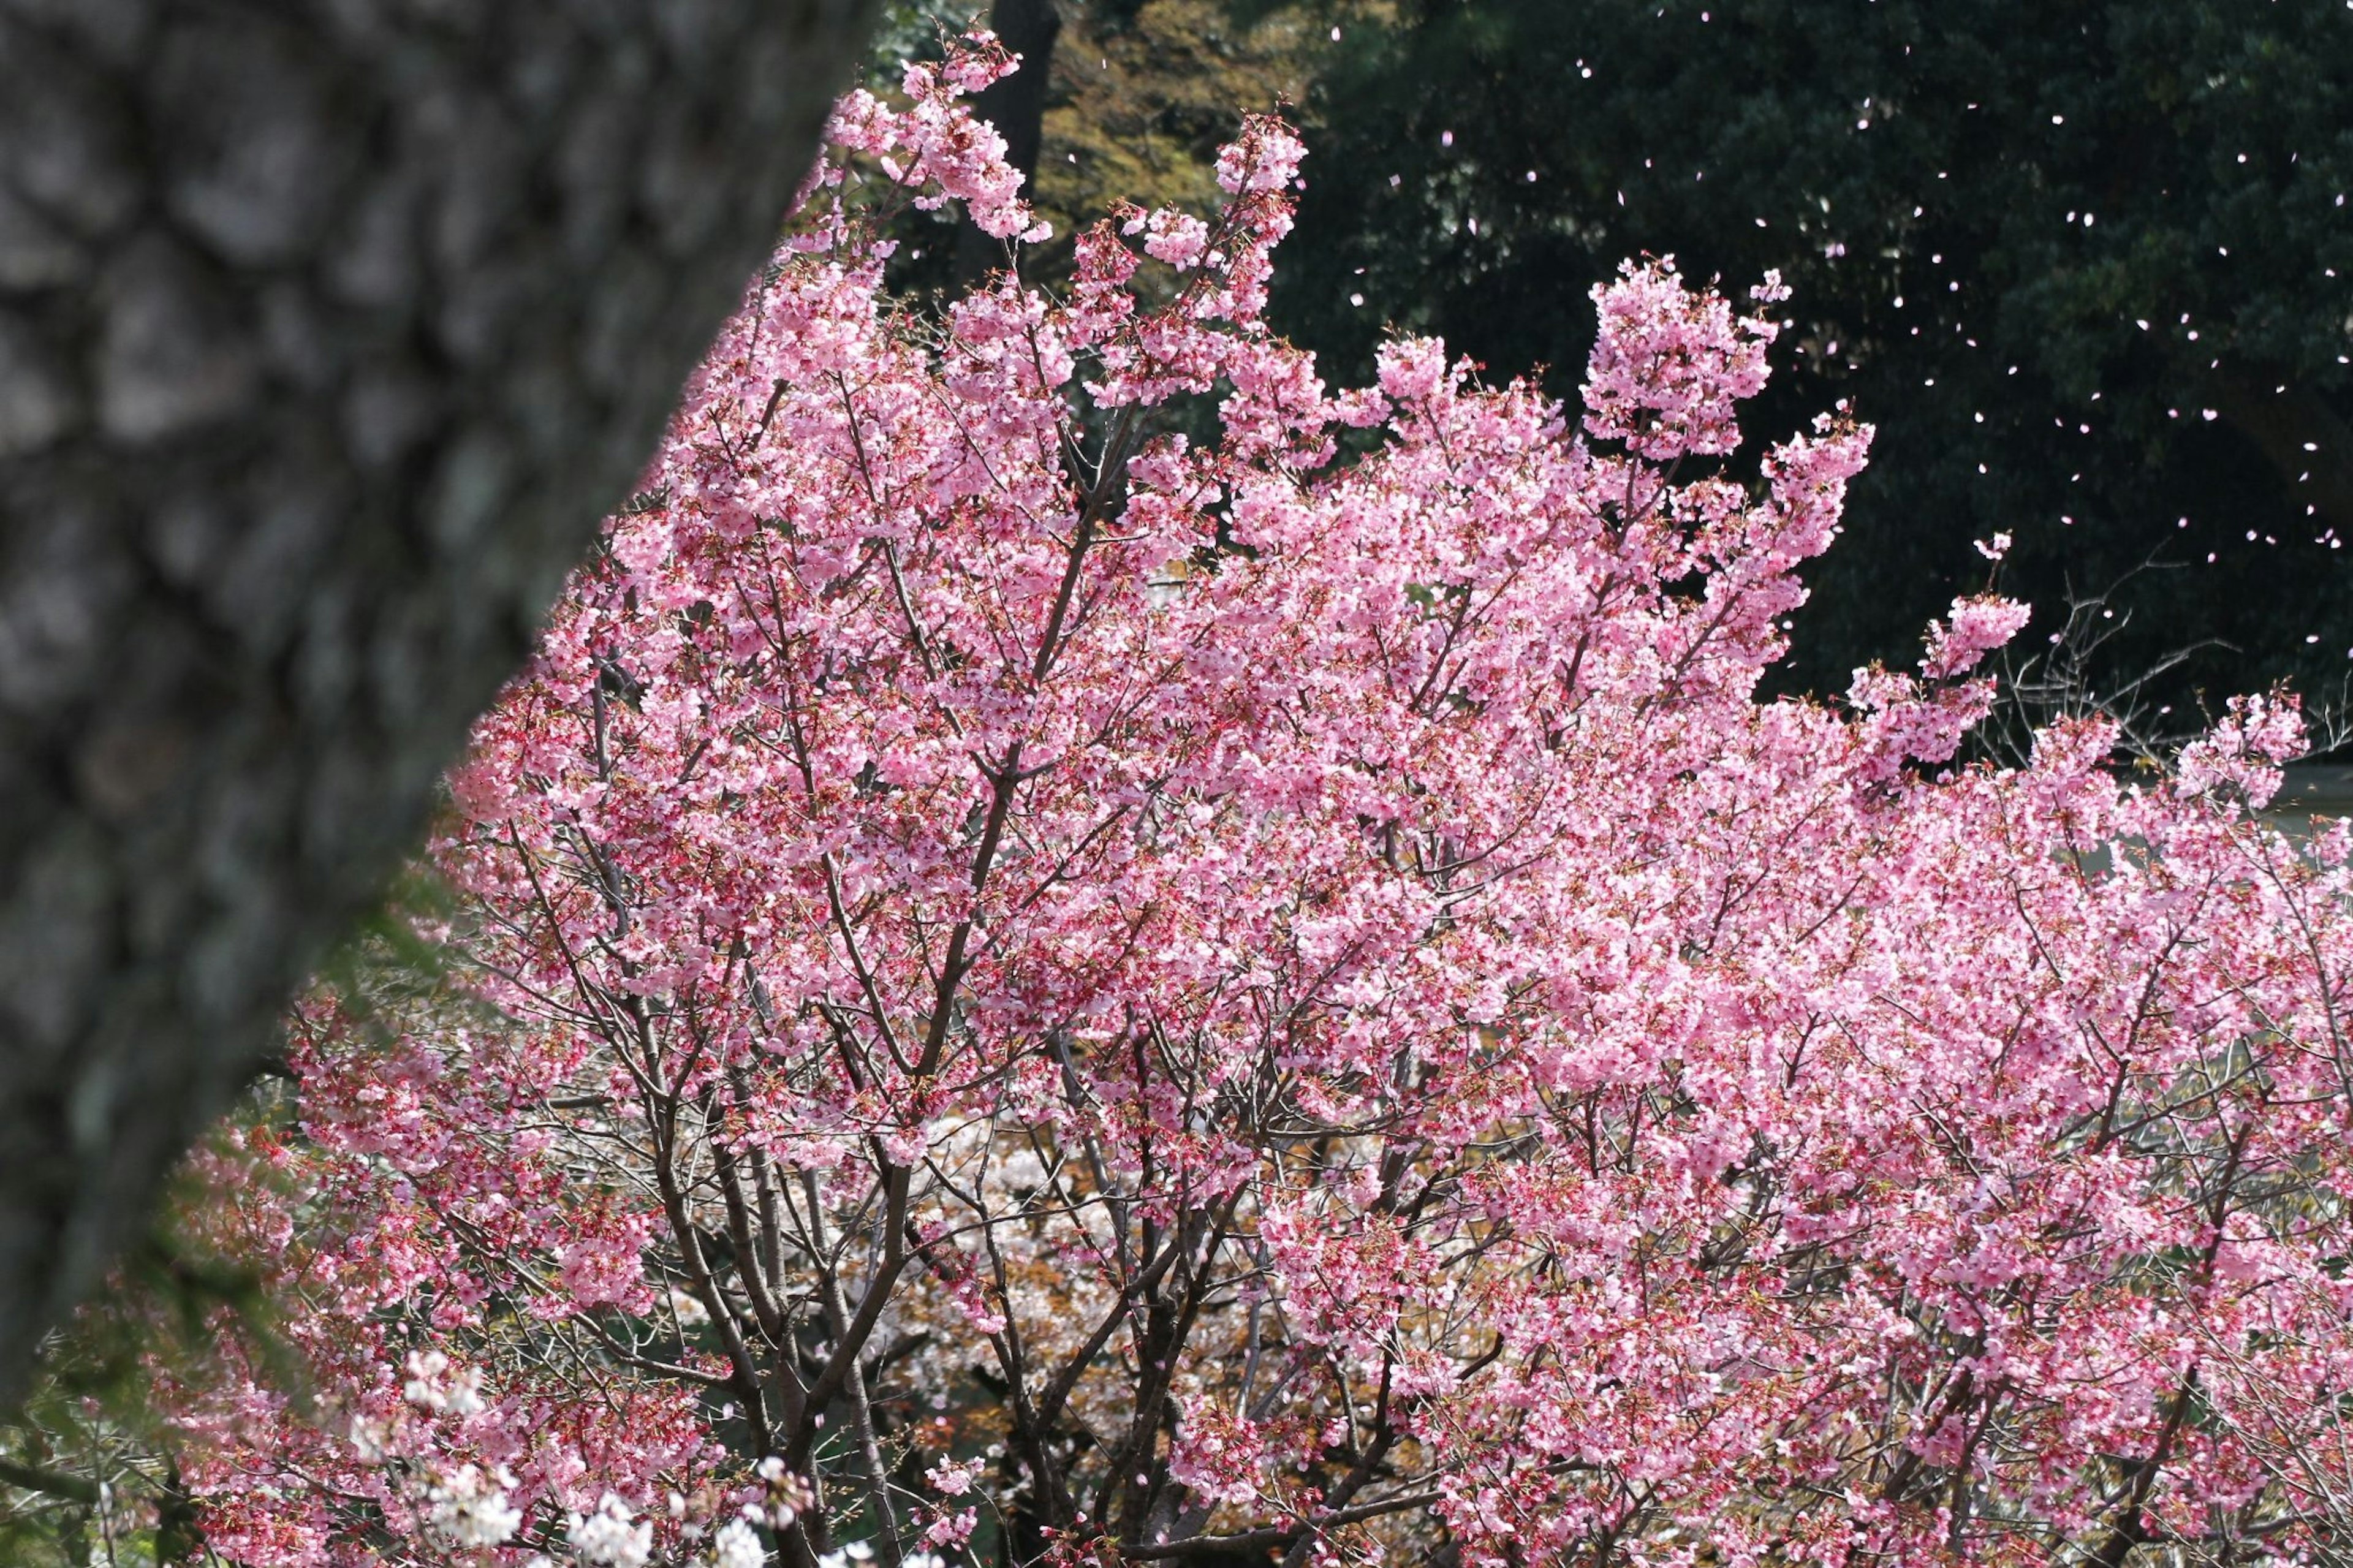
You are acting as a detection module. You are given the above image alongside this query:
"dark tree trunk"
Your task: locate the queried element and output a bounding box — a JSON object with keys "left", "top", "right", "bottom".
{"left": 954, "top": 0, "right": 1061, "bottom": 284}
{"left": 0, "top": 0, "right": 879, "bottom": 1398}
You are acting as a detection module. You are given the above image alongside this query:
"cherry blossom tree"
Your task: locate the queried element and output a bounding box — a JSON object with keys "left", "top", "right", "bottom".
{"left": 159, "top": 37, "right": 2353, "bottom": 1568}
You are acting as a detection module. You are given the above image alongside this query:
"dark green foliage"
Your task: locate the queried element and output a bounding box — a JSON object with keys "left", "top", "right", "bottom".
{"left": 1273, "top": 0, "right": 2353, "bottom": 723}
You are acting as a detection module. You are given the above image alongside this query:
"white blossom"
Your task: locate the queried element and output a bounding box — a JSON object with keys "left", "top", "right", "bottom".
{"left": 814, "top": 1543, "right": 876, "bottom": 1568}
{"left": 402, "top": 1349, "right": 485, "bottom": 1416}
{"left": 568, "top": 1493, "right": 654, "bottom": 1568}
{"left": 348, "top": 1416, "right": 390, "bottom": 1464}
{"left": 426, "top": 1464, "right": 523, "bottom": 1548}
{"left": 711, "top": 1518, "right": 767, "bottom": 1568}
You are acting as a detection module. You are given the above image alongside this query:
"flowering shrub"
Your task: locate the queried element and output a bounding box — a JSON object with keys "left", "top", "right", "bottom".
{"left": 169, "top": 34, "right": 2353, "bottom": 1568}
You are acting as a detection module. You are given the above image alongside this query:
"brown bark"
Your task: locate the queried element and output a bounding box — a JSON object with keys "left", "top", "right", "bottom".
{"left": 0, "top": 0, "right": 878, "bottom": 1399}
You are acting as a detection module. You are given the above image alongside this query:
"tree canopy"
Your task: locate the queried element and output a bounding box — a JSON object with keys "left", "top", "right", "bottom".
{"left": 129, "top": 45, "right": 2353, "bottom": 1568}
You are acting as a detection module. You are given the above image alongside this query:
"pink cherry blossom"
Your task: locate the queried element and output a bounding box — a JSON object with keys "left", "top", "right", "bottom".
{"left": 156, "top": 34, "right": 2353, "bottom": 1568}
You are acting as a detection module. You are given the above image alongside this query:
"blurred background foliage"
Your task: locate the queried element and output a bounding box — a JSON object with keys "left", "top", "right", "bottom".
{"left": 882, "top": 0, "right": 2353, "bottom": 730}
{"left": 872, "top": 0, "right": 1393, "bottom": 288}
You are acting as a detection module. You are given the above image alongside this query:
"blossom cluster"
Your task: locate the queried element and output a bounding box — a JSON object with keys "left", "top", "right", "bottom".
{"left": 159, "top": 31, "right": 2353, "bottom": 1568}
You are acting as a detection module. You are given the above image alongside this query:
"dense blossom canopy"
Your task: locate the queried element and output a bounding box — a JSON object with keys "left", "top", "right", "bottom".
{"left": 167, "top": 37, "right": 2353, "bottom": 1568}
